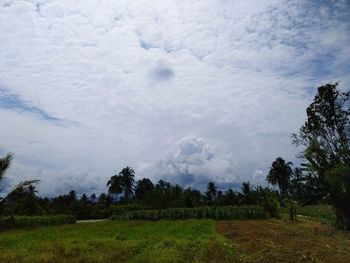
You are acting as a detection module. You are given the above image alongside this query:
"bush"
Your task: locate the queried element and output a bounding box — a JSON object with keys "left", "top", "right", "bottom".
{"left": 0, "top": 215, "right": 76, "bottom": 230}
{"left": 112, "top": 206, "right": 267, "bottom": 221}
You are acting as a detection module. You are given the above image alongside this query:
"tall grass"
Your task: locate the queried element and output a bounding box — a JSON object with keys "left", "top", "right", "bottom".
{"left": 112, "top": 206, "right": 267, "bottom": 220}
{"left": 0, "top": 215, "right": 76, "bottom": 230}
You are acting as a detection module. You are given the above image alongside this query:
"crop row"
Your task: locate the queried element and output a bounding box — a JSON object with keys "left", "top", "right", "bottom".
{"left": 112, "top": 206, "right": 267, "bottom": 220}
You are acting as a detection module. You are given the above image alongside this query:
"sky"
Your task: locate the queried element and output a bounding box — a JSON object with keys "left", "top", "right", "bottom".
{"left": 0, "top": 0, "right": 350, "bottom": 196}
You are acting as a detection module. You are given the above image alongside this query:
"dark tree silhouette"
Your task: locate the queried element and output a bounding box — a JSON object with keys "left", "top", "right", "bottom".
{"left": 266, "top": 157, "right": 293, "bottom": 195}
{"left": 0, "top": 153, "right": 13, "bottom": 188}
{"left": 206, "top": 182, "right": 217, "bottom": 205}
{"left": 135, "top": 178, "right": 154, "bottom": 202}
{"left": 107, "top": 166, "right": 135, "bottom": 201}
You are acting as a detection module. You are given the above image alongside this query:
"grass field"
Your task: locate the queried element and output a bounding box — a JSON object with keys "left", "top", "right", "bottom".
{"left": 0, "top": 220, "right": 236, "bottom": 263}
{"left": 1, "top": 206, "right": 350, "bottom": 262}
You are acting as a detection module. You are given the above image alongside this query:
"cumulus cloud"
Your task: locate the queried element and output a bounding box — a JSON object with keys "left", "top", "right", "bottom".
{"left": 0, "top": 0, "right": 349, "bottom": 195}
{"left": 139, "top": 135, "right": 240, "bottom": 190}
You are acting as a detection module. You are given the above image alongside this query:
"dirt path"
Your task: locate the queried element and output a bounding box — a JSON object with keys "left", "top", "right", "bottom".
{"left": 217, "top": 219, "right": 350, "bottom": 263}
{"left": 76, "top": 219, "right": 110, "bottom": 223}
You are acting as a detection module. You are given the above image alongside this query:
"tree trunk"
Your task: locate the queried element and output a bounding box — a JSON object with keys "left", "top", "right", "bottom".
{"left": 335, "top": 207, "right": 350, "bottom": 231}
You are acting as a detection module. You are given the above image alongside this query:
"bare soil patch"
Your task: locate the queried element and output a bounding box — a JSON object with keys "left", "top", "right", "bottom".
{"left": 217, "top": 219, "right": 350, "bottom": 263}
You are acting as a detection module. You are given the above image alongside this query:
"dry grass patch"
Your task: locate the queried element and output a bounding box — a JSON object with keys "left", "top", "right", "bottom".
{"left": 217, "top": 219, "right": 350, "bottom": 263}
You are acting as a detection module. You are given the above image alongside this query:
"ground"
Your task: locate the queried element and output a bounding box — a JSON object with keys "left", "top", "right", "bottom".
{"left": 217, "top": 219, "right": 350, "bottom": 262}
{"left": 1, "top": 216, "right": 350, "bottom": 262}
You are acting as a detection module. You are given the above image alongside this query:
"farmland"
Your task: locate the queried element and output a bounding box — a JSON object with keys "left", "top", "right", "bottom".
{"left": 0, "top": 219, "right": 236, "bottom": 263}
{"left": 1, "top": 213, "right": 350, "bottom": 263}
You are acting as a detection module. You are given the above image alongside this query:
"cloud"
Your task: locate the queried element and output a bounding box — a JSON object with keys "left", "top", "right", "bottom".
{"left": 150, "top": 60, "right": 174, "bottom": 81}
{"left": 0, "top": 86, "right": 72, "bottom": 125}
{"left": 0, "top": 0, "right": 349, "bottom": 195}
{"left": 139, "top": 135, "right": 239, "bottom": 190}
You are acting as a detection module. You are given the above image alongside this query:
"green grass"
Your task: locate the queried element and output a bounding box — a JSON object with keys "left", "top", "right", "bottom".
{"left": 280, "top": 204, "right": 336, "bottom": 224}
{"left": 297, "top": 205, "right": 336, "bottom": 223}
{"left": 0, "top": 220, "right": 236, "bottom": 263}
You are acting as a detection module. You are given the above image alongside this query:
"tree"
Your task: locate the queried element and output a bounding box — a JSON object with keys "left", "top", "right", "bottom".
{"left": 150, "top": 180, "right": 172, "bottom": 209}
{"left": 206, "top": 182, "right": 217, "bottom": 205}
{"left": 240, "top": 182, "right": 256, "bottom": 205}
{"left": 134, "top": 178, "right": 154, "bottom": 203}
{"left": 119, "top": 167, "right": 135, "bottom": 200}
{"left": 266, "top": 157, "right": 293, "bottom": 195}
{"left": 324, "top": 165, "right": 350, "bottom": 230}
{"left": 292, "top": 83, "right": 350, "bottom": 229}
{"left": 107, "top": 166, "right": 135, "bottom": 202}
{"left": 180, "top": 187, "right": 202, "bottom": 207}
{"left": 0, "top": 153, "right": 13, "bottom": 189}
{"left": 222, "top": 189, "right": 239, "bottom": 206}
{"left": 256, "top": 186, "right": 281, "bottom": 218}
{"left": 2, "top": 180, "right": 42, "bottom": 215}
{"left": 107, "top": 174, "right": 123, "bottom": 196}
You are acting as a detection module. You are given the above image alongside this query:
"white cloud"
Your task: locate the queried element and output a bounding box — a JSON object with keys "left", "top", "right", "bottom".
{"left": 139, "top": 135, "right": 238, "bottom": 190}
{"left": 0, "top": 0, "right": 349, "bottom": 195}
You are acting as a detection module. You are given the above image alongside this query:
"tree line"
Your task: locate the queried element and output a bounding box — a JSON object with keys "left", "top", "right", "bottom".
{"left": 0, "top": 82, "right": 349, "bottom": 230}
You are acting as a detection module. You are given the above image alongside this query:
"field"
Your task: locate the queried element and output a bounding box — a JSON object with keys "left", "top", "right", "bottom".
{"left": 0, "top": 220, "right": 236, "bottom": 263}
{"left": 1, "top": 207, "right": 350, "bottom": 262}
{"left": 218, "top": 219, "right": 350, "bottom": 262}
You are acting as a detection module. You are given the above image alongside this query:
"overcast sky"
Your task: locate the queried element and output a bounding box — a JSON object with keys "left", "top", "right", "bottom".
{"left": 1, "top": 0, "right": 349, "bottom": 196}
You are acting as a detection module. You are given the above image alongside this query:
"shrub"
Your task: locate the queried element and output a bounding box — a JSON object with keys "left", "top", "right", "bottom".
{"left": 0, "top": 215, "right": 76, "bottom": 230}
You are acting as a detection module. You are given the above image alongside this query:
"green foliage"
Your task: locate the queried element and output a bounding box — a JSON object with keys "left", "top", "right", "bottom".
{"left": 1, "top": 180, "right": 43, "bottom": 216}
{"left": 325, "top": 165, "right": 350, "bottom": 229}
{"left": 0, "top": 152, "right": 13, "bottom": 187}
{"left": 112, "top": 206, "right": 267, "bottom": 221}
{"left": 0, "top": 215, "right": 76, "bottom": 230}
{"left": 293, "top": 82, "right": 350, "bottom": 229}
{"left": 297, "top": 205, "right": 336, "bottom": 223}
{"left": 255, "top": 187, "right": 281, "bottom": 218}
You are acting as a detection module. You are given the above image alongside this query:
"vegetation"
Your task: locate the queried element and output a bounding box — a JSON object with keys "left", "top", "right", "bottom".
{"left": 0, "top": 220, "right": 237, "bottom": 263}
{"left": 112, "top": 206, "right": 266, "bottom": 221}
{"left": 292, "top": 83, "right": 350, "bottom": 230}
{"left": 266, "top": 157, "right": 293, "bottom": 195}
{"left": 1, "top": 216, "right": 349, "bottom": 262}
{"left": 0, "top": 215, "right": 76, "bottom": 230}
{"left": 0, "top": 152, "right": 13, "bottom": 186}
{"left": 296, "top": 205, "right": 336, "bottom": 223}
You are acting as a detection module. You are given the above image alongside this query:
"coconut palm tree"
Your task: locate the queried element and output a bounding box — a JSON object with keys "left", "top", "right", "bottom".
{"left": 266, "top": 157, "right": 293, "bottom": 195}
{"left": 0, "top": 153, "right": 13, "bottom": 187}
{"left": 107, "top": 166, "right": 135, "bottom": 202}
{"left": 135, "top": 178, "right": 154, "bottom": 202}
{"left": 240, "top": 181, "right": 255, "bottom": 205}
{"left": 206, "top": 181, "right": 217, "bottom": 205}
{"left": 119, "top": 166, "right": 135, "bottom": 200}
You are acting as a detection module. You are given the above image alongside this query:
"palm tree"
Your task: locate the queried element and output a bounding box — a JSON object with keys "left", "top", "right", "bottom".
{"left": 206, "top": 181, "right": 217, "bottom": 205}
{"left": 240, "top": 181, "right": 254, "bottom": 205}
{"left": 107, "top": 166, "right": 135, "bottom": 202}
{"left": 107, "top": 174, "right": 123, "bottom": 195}
{"left": 266, "top": 157, "right": 293, "bottom": 195}
{"left": 0, "top": 153, "right": 13, "bottom": 187}
{"left": 135, "top": 178, "right": 154, "bottom": 202}
{"left": 119, "top": 166, "right": 135, "bottom": 200}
